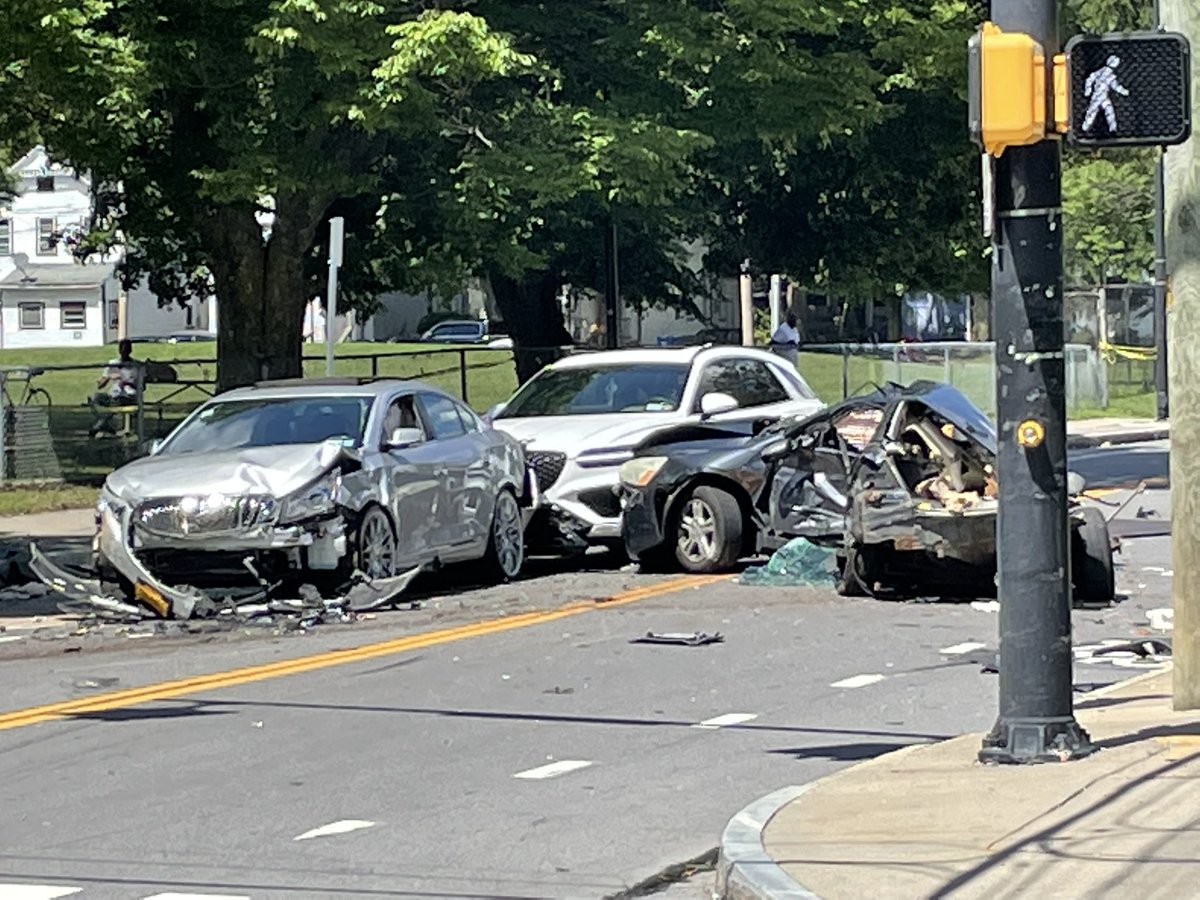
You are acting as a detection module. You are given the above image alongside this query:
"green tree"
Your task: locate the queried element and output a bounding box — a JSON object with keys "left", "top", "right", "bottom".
{"left": 2, "top": 2, "right": 552, "bottom": 388}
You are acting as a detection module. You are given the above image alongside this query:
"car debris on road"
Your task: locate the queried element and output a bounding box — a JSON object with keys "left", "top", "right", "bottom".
{"left": 630, "top": 631, "right": 724, "bottom": 646}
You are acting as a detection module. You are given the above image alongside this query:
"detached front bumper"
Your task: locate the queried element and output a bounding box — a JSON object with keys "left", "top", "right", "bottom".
{"left": 94, "top": 503, "right": 350, "bottom": 618}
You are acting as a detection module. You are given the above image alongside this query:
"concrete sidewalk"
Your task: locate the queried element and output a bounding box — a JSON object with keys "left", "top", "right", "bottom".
{"left": 719, "top": 667, "right": 1199, "bottom": 899}
{"left": 1066, "top": 417, "right": 1170, "bottom": 448}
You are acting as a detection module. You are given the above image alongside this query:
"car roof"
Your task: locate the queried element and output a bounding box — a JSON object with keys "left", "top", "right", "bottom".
{"left": 426, "top": 319, "right": 483, "bottom": 328}
{"left": 212, "top": 378, "right": 454, "bottom": 402}
{"left": 546, "top": 345, "right": 796, "bottom": 370}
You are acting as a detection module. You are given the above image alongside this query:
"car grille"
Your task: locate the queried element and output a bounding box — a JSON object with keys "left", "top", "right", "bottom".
{"left": 134, "top": 495, "right": 278, "bottom": 537}
{"left": 527, "top": 451, "right": 567, "bottom": 491}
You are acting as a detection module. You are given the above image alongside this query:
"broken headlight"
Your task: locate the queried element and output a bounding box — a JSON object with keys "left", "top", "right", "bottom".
{"left": 279, "top": 471, "right": 340, "bottom": 523}
{"left": 618, "top": 456, "right": 668, "bottom": 488}
{"left": 96, "top": 484, "right": 126, "bottom": 520}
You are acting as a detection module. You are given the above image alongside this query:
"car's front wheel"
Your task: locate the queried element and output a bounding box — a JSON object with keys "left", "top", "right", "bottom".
{"left": 354, "top": 505, "right": 398, "bottom": 579}
{"left": 673, "top": 485, "right": 743, "bottom": 573}
{"left": 483, "top": 489, "right": 525, "bottom": 582}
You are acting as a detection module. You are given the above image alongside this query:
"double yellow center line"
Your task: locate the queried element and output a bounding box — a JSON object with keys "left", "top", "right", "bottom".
{"left": 0, "top": 574, "right": 728, "bottom": 732}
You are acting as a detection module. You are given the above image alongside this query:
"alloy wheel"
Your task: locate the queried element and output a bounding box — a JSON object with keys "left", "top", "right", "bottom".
{"left": 677, "top": 498, "right": 717, "bottom": 564}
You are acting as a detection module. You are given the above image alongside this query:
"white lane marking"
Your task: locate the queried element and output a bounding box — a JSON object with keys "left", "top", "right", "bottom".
{"left": 940, "top": 641, "right": 987, "bottom": 655}
{"left": 0, "top": 887, "right": 82, "bottom": 900}
{"left": 143, "top": 894, "right": 252, "bottom": 900}
{"left": 970, "top": 600, "right": 1000, "bottom": 613}
{"left": 694, "top": 713, "right": 758, "bottom": 730}
{"left": 293, "top": 819, "right": 377, "bottom": 841}
{"left": 830, "top": 674, "right": 886, "bottom": 689}
{"left": 513, "top": 759, "right": 593, "bottom": 780}
{"left": 0, "top": 635, "right": 24, "bottom": 643}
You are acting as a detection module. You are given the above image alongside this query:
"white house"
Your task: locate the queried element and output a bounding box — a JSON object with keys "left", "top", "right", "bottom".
{"left": 0, "top": 147, "right": 214, "bottom": 350}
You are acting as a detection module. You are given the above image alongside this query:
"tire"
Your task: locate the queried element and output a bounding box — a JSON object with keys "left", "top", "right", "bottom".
{"left": 354, "top": 505, "right": 398, "bottom": 579}
{"left": 483, "top": 489, "right": 525, "bottom": 582}
{"left": 1073, "top": 506, "right": 1115, "bottom": 603}
{"left": 835, "top": 546, "right": 870, "bottom": 597}
{"left": 672, "top": 485, "right": 743, "bottom": 573}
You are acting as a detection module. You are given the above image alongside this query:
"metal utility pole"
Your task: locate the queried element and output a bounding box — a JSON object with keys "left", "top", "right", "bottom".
{"left": 769, "top": 274, "right": 784, "bottom": 337}
{"left": 1156, "top": 0, "right": 1171, "bottom": 420}
{"left": 978, "top": 0, "right": 1094, "bottom": 763}
{"left": 1162, "top": 0, "right": 1200, "bottom": 710}
{"left": 739, "top": 260, "right": 754, "bottom": 347}
{"left": 605, "top": 218, "right": 620, "bottom": 349}
{"left": 325, "top": 216, "right": 344, "bottom": 377}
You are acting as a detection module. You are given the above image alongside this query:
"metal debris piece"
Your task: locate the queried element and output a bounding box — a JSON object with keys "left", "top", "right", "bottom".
{"left": 1091, "top": 638, "right": 1172, "bottom": 659}
{"left": 631, "top": 631, "right": 724, "bottom": 646}
{"left": 343, "top": 567, "right": 423, "bottom": 612}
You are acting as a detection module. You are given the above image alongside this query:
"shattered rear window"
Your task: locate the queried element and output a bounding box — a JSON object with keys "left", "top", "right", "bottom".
{"left": 161, "top": 396, "right": 373, "bottom": 454}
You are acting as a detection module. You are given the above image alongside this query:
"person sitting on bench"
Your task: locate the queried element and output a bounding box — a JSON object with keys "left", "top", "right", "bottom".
{"left": 88, "top": 339, "right": 141, "bottom": 437}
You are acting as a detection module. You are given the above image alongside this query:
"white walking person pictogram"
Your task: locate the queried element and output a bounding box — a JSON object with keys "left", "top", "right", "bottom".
{"left": 1083, "top": 54, "right": 1129, "bottom": 132}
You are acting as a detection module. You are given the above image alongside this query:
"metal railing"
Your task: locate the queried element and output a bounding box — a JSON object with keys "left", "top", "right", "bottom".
{"left": 0, "top": 339, "right": 1114, "bottom": 484}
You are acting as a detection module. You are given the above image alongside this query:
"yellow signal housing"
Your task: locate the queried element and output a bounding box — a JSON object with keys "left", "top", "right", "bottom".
{"left": 1052, "top": 53, "right": 1069, "bottom": 133}
{"left": 968, "top": 22, "right": 1048, "bottom": 155}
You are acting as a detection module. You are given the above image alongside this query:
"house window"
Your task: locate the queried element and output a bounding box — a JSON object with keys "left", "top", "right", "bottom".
{"left": 61, "top": 301, "right": 87, "bottom": 329}
{"left": 36, "top": 218, "right": 56, "bottom": 255}
{"left": 36, "top": 176, "right": 55, "bottom": 192}
{"left": 0, "top": 219, "right": 9, "bottom": 256}
{"left": 19, "top": 303, "right": 44, "bottom": 330}
{"left": 108, "top": 300, "right": 120, "bottom": 329}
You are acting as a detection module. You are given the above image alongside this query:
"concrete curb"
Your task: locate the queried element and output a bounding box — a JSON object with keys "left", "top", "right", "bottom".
{"left": 1066, "top": 426, "right": 1170, "bottom": 449}
{"left": 715, "top": 665, "right": 1173, "bottom": 900}
{"left": 715, "top": 784, "right": 818, "bottom": 900}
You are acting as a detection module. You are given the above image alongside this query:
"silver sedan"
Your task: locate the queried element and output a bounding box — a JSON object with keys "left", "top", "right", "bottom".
{"left": 93, "top": 378, "right": 530, "bottom": 616}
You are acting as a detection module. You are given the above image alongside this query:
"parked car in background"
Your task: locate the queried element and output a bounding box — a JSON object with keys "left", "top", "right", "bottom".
{"left": 418, "top": 319, "right": 487, "bottom": 344}
{"left": 124, "top": 330, "right": 216, "bottom": 344}
{"left": 619, "top": 381, "right": 1114, "bottom": 602}
{"left": 488, "top": 346, "right": 824, "bottom": 555}
{"left": 88, "top": 378, "right": 530, "bottom": 617}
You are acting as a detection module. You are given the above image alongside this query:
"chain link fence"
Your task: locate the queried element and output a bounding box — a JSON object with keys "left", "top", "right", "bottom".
{"left": 793, "top": 341, "right": 1107, "bottom": 417}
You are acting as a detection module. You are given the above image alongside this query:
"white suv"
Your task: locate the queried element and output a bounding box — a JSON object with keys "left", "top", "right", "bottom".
{"left": 489, "top": 346, "right": 823, "bottom": 554}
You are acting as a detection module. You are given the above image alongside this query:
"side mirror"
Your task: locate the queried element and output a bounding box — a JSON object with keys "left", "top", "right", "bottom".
{"left": 699, "top": 392, "right": 739, "bottom": 418}
{"left": 1067, "top": 471, "right": 1087, "bottom": 496}
{"left": 149, "top": 439, "right": 164, "bottom": 455}
{"left": 383, "top": 426, "right": 424, "bottom": 450}
{"left": 760, "top": 437, "right": 793, "bottom": 462}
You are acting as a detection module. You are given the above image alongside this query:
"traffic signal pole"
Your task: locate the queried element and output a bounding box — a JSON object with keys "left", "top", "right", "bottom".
{"left": 978, "top": 0, "right": 1094, "bottom": 763}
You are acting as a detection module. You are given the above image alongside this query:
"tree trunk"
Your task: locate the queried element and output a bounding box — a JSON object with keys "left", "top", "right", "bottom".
{"left": 490, "top": 272, "right": 572, "bottom": 384}
{"left": 201, "top": 195, "right": 328, "bottom": 392}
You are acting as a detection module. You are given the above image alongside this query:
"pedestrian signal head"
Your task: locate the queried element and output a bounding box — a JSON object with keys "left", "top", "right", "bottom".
{"left": 1065, "top": 32, "right": 1191, "bottom": 147}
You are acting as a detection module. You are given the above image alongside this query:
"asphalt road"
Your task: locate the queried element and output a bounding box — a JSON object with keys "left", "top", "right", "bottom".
{"left": 0, "top": 442, "right": 1174, "bottom": 900}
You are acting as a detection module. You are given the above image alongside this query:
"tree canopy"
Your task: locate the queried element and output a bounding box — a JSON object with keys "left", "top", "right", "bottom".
{"left": 2, "top": 0, "right": 1155, "bottom": 387}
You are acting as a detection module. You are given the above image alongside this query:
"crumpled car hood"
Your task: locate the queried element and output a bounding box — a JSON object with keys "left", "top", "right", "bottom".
{"left": 494, "top": 413, "right": 680, "bottom": 456}
{"left": 106, "top": 442, "right": 352, "bottom": 501}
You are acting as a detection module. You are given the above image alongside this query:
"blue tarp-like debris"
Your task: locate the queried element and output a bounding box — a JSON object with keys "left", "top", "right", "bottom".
{"left": 739, "top": 537, "right": 836, "bottom": 587}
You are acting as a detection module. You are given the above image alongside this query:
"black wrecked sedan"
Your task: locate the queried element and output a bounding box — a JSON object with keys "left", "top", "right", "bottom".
{"left": 618, "top": 381, "right": 1115, "bottom": 602}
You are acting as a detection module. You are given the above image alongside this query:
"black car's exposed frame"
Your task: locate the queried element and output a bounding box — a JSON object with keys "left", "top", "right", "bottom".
{"left": 620, "top": 381, "right": 1114, "bottom": 602}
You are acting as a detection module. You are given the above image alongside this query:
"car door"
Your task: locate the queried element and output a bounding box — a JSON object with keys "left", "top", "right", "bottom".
{"left": 766, "top": 403, "right": 885, "bottom": 540}
{"left": 690, "top": 356, "right": 801, "bottom": 425}
{"left": 376, "top": 392, "right": 444, "bottom": 566}
{"left": 415, "top": 391, "right": 480, "bottom": 550}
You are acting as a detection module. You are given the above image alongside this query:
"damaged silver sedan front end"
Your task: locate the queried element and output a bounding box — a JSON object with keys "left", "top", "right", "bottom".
{"left": 35, "top": 379, "right": 532, "bottom": 621}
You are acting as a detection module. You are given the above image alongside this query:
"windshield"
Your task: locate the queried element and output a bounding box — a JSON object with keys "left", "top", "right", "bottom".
{"left": 160, "top": 396, "right": 373, "bottom": 455}
{"left": 498, "top": 363, "right": 690, "bottom": 417}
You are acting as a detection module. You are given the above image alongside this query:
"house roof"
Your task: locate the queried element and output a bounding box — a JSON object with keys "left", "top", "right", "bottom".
{"left": 0, "top": 262, "right": 114, "bottom": 289}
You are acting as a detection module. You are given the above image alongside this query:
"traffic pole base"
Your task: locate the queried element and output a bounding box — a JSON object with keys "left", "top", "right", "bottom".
{"left": 978, "top": 716, "right": 1096, "bottom": 764}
